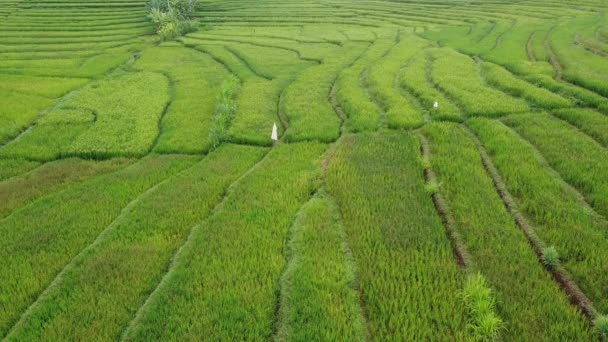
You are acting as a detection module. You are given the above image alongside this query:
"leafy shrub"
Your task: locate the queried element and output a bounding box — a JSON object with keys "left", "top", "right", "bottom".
{"left": 209, "top": 76, "right": 240, "bottom": 149}
{"left": 462, "top": 273, "right": 503, "bottom": 341}
{"left": 594, "top": 315, "right": 608, "bottom": 339}
{"left": 542, "top": 246, "right": 560, "bottom": 267}
{"left": 147, "top": 0, "right": 199, "bottom": 40}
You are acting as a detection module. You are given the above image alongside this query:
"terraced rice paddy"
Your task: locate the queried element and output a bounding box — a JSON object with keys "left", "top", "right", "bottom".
{"left": 1, "top": 0, "right": 608, "bottom": 340}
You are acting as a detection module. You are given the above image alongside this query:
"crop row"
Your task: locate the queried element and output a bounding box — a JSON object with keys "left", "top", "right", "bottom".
{"left": 429, "top": 48, "right": 529, "bottom": 116}
{"left": 1, "top": 71, "right": 170, "bottom": 160}
{"left": 121, "top": 142, "right": 326, "bottom": 340}
{"left": 5, "top": 145, "right": 266, "bottom": 341}
{"left": 325, "top": 132, "right": 468, "bottom": 340}
{"left": 335, "top": 36, "right": 395, "bottom": 132}
{"left": 282, "top": 42, "right": 367, "bottom": 142}
{"left": 503, "top": 113, "right": 608, "bottom": 220}
{"left": 133, "top": 46, "right": 230, "bottom": 153}
{"left": 421, "top": 122, "right": 590, "bottom": 340}
{"left": 468, "top": 117, "right": 608, "bottom": 313}
{"left": 0, "top": 157, "right": 132, "bottom": 219}
{"left": 365, "top": 32, "right": 427, "bottom": 129}
{"left": 0, "top": 154, "right": 197, "bottom": 338}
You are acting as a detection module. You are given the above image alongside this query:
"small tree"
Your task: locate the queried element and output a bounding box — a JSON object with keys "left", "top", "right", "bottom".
{"left": 147, "top": 0, "right": 199, "bottom": 40}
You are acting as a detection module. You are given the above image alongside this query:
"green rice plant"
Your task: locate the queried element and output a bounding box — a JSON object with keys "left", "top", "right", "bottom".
{"left": 365, "top": 33, "right": 426, "bottom": 129}
{"left": 524, "top": 73, "right": 608, "bottom": 111}
{"left": 0, "top": 158, "right": 40, "bottom": 182}
{"left": 594, "top": 315, "right": 608, "bottom": 339}
{"left": 335, "top": 37, "right": 395, "bottom": 132}
{"left": 203, "top": 43, "right": 313, "bottom": 145}
{"left": 63, "top": 71, "right": 170, "bottom": 158}
{"left": 122, "top": 142, "right": 326, "bottom": 341}
{"left": 275, "top": 192, "right": 366, "bottom": 341}
{"left": 0, "top": 157, "right": 131, "bottom": 219}
{"left": 0, "top": 155, "right": 197, "bottom": 338}
{"left": 481, "top": 61, "right": 572, "bottom": 109}
{"left": 503, "top": 113, "right": 608, "bottom": 219}
{"left": 5, "top": 145, "right": 266, "bottom": 341}
{"left": 325, "top": 132, "right": 467, "bottom": 340}
{"left": 552, "top": 108, "right": 608, "bottom": 147}
{"left": 209, "top": 75, "right": 240, "bottom": 148}
{"left": 468, "top": 117, "right": 608, "bottom": 312}
{"left": 399, "top": 53, "right": 463, "bottom": 122}
{"left": 0, "top": 90, "right": 53, "bottom": 144}
{"left": 462, "top": 273, "right": 502, "bottom": 341}
{"left": 133, "top": 46, "right": 230, "bottom": 153}
{"left": 223, "top": 43, "right": 313, "bottom": 80}
{"left": 542, "top": 246, "right": 560, "bottom": 267}
{"left": 550, "top": 16, "right": 608, "bottom": 97}
{"left": 429, "top": 48, "right": 529, "bottom": 117}
{"left": 421, "top": 122, "right": 590, "bottom": 340}
{"left": 282, "top": 42, "right": 366, "bottom": 142}
{"left": 0, "top": 75, "right": 88, "bottom": 98}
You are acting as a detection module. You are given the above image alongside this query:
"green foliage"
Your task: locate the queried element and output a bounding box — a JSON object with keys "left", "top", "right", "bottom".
{"left": 147, "top": 0, "right": 199, "bottom": 41}
{"left": 0, "top": 90, "right": 53, "bottom": 144}
{"left": 481, "top": 62, "right": 572, "bottom": 109}
{"left": 326, "top": 132, "right": 467, "bottom": 340}
{"left": 399, "top": 53, "right": 463, "bottom": 121}
{"left": 132, "top": 46, "right": 230, "bottom": 153}
{"left": 0, "top": 158, "right": 132, "bottom": 219}
{"left": 0, "top": 155, "right": 197, "bottom": 338}
{"left": 122, "top": 142, "right": 325, "bottom": 340}
{"left": 209, "top": 76, "right": 240, "bottom": 148}
{"left": 462, "top": 274, "right": 502, "bottom": 341}
{"left": 0, "top": 159, "right": 41, "bottom": 182}
{"left": 542, "top": 246, "right": 560, "bottom": 267}
{"left": 366, "top": 33, "right": 426, "bottom": 129}
{"left": 336, "top": 37, "right": 395, "bottom": 132}
{"left": 282, "top": 42, "right": 365, "bottom": 142}
{"left": 430, "top": 48, "right": 529, "bottom": 117}
{"left": 275, "top": 193, "right": 366, "bottom": 341}
{"left": 5, "top": 145, "right": 266, "bottom": 341}
{"left": 552, "top": 108, "right": 608, "bottom": 147}
{"left": 504, "top": 113, "right": 608, "bottom": 219}
{"left": 422, "top": 122, "right": 590, "bottom": 340}
{"left": 468, "top": 117, "right": 608, "bottom": 312}
{"left": 594, "top": 316, "right": 608, "bottom": 339}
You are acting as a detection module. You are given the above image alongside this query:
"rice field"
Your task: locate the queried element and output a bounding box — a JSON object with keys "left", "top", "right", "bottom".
{"left": 1, "top": 0, "right": 608, "bottom": 340}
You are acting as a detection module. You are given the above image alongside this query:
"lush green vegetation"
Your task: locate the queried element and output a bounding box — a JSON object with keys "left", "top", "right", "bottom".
{"left": 325, "top": 132, "right": 468, "bottom": 340}
{"left": 2, "top": 0, "right": 608, "bottom": 339}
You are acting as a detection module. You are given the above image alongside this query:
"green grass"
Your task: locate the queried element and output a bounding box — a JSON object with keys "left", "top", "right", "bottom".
{"left": 0, "top": 90, "right": 53, "bottom": 144}
{"left": 422, "top": 122, "right": 590, "bottom": 340}
{"left": 325, "top": 132, "right": 467, "bottom": 340}
{"left": 481, "top": 61, "right": 572, "bottom": 109}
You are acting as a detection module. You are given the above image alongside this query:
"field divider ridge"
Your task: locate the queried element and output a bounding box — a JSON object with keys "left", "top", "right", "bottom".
{"left": 463, "top": 125, "right": 598, "bottom": 320}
